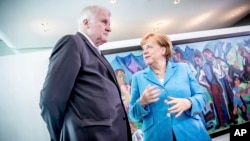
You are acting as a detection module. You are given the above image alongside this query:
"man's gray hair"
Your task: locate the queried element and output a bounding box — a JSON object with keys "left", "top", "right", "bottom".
{"left": 77, "top": 5, "right": 111, "bottom": 32}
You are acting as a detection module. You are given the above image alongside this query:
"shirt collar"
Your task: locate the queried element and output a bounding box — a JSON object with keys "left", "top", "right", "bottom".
{"left": 79, "top": 31, "right": 101, "bottom": 54}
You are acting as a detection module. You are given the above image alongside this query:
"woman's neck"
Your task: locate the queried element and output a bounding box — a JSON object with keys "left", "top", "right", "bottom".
{"left": 152, "top": 61, "right": 167, "bottom": 76}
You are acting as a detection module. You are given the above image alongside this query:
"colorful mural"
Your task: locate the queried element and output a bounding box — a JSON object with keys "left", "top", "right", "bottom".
{"left": 104, "top": 34, "right": 250, "bottom": 139}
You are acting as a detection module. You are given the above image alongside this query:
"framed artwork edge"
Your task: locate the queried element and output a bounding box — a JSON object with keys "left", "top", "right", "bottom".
{"left": 102, "top": 28, "right": 250, "bottom": 55}
{"left": 102, "top": 28, "right": 250, "bottom": 139}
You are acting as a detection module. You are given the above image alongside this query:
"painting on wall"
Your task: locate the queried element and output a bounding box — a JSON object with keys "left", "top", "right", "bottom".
{"left": 103, "top": 33, "right": 250, "bottom": 140}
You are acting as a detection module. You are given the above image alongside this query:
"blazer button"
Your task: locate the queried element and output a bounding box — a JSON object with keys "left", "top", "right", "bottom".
{"left": 166, "top": 113, "right": 171, "bottom": 117}
{"left": 123, "top": 117, "right": 126, "bottom": 120}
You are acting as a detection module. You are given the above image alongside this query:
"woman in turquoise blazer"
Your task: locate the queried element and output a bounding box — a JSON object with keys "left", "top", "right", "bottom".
{"left": 128, "top": 33, "right": 211, "bottom": 141}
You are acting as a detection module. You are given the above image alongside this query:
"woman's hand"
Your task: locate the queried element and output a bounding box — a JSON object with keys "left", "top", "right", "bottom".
{"left": 165, "top": 96, "right": 192, "bottom": 117}
{"left": 139, "top": 84, "right": 160, "bottom": 107}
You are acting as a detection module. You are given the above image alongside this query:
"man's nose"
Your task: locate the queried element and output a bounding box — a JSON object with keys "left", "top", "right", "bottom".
{"left": 106, "top": 25, "right": 111, "bottom": 32}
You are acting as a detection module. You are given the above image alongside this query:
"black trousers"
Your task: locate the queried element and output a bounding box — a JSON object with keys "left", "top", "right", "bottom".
{"left": 173, "top": 131, "right": 177, "bottom": 141}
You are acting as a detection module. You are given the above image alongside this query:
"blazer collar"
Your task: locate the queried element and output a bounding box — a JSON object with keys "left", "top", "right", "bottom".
{"left": 164, "top": 61, "right": 177, "bottom": 84}
{"left": 143, "top": 61, "right": 177, "bottom": 85}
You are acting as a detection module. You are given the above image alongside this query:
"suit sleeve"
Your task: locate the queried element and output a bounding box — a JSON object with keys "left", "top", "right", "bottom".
{"left": 39, "top": 35, "right": 81, "bottom": 141}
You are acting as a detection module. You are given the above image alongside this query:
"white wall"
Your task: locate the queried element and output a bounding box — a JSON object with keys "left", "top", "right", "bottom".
{"left": 0, "top": 51, "right": 50, "bottom": 141}
{"left": 1, "top": 26, "right": 249, "bottom": 141}
{"left": 213, "top": 133, "right": 229, "bottom": 141}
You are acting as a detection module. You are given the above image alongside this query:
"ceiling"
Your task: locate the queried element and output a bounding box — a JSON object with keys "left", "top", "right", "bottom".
{"left": 0, "top": 0, "right": 250, "bottom": 53}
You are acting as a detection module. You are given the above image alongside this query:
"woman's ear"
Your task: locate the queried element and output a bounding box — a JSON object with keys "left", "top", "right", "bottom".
{"left": 161, "top": 47, "right": 166, "bottom": 55}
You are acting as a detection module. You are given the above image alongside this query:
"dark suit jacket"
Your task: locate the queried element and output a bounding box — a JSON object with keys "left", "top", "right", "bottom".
{"left": 40, "top": 32, "right": 132, "bottom": 141}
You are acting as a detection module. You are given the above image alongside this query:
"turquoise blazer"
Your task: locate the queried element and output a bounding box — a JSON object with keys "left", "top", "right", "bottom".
{"left": 128, "top": 61, "right": 211, "bottom": 141}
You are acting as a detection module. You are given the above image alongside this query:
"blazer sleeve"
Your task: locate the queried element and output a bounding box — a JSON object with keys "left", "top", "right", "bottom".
{"left": 39, "top": 35, "right": 81, "bottom": 141}
{"left": 184, "top": 63, "right": 207, "bottom": 117}
{"left": 128, "top": 73, "right": 150, "bottom": 122}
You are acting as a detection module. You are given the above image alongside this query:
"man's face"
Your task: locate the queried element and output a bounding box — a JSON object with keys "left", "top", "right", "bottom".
{"left": 203, "top": 51, "right": 213, "bottom": 62}
{"left": 87, "top": 10, "right": 111, "bottom": 46}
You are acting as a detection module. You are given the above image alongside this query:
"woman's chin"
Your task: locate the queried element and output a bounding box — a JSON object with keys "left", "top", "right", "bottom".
{"left": 145, "top": 61, "right": 152, "bottom": 66}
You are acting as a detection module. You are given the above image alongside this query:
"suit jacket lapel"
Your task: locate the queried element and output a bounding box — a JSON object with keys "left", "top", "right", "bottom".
{"left": 76, "top": 32, "right": 120, "bottom": 92}
{"left": 76, "top": 32, "right": 100, "bottom": 57}
{"left": 100, "top": 53, "right": 120, "bottom": 87}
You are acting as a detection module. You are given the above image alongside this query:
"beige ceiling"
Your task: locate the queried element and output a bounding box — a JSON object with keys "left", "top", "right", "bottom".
{"left": 0, "top": 0, "right": 250, "bottom": 51}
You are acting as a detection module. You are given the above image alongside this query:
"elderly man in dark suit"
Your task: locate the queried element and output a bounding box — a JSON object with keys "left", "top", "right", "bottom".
{"left": 40, "top": 5, "right": 132, "bottom": 141}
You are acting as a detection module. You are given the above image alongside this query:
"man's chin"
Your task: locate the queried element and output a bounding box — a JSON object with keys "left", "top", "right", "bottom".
{"left": 101, "top": 38, "right": 108, "bottom": 43}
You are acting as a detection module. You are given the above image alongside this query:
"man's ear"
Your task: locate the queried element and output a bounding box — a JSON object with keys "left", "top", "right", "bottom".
{"left": 83, "top": 19, "right": 90, "bottom": 28}
{"left": 83, "top": 19, "right": 88, "bottom": 25}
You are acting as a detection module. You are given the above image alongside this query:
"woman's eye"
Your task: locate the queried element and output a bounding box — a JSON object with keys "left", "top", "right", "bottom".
{"left": 147, "top": 46, "right": 153, "bottom": 49}
{"left": 142, "top": 45, "right": 153, "bottom": 50}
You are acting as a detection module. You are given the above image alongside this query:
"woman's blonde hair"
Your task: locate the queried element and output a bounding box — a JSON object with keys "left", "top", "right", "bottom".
{"left": 140, "top": 33, "right": 173, "bottom": 60}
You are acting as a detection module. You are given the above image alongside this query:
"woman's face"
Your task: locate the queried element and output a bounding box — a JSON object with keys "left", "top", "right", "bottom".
{"left": 194, "top": 56, "right": 203, "bottom": 66}
{"left": 142, "top": 38, "right": 165, "bottom": 66}
{"left": 116, "top": 71, "right": 125, "bottom": 84}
